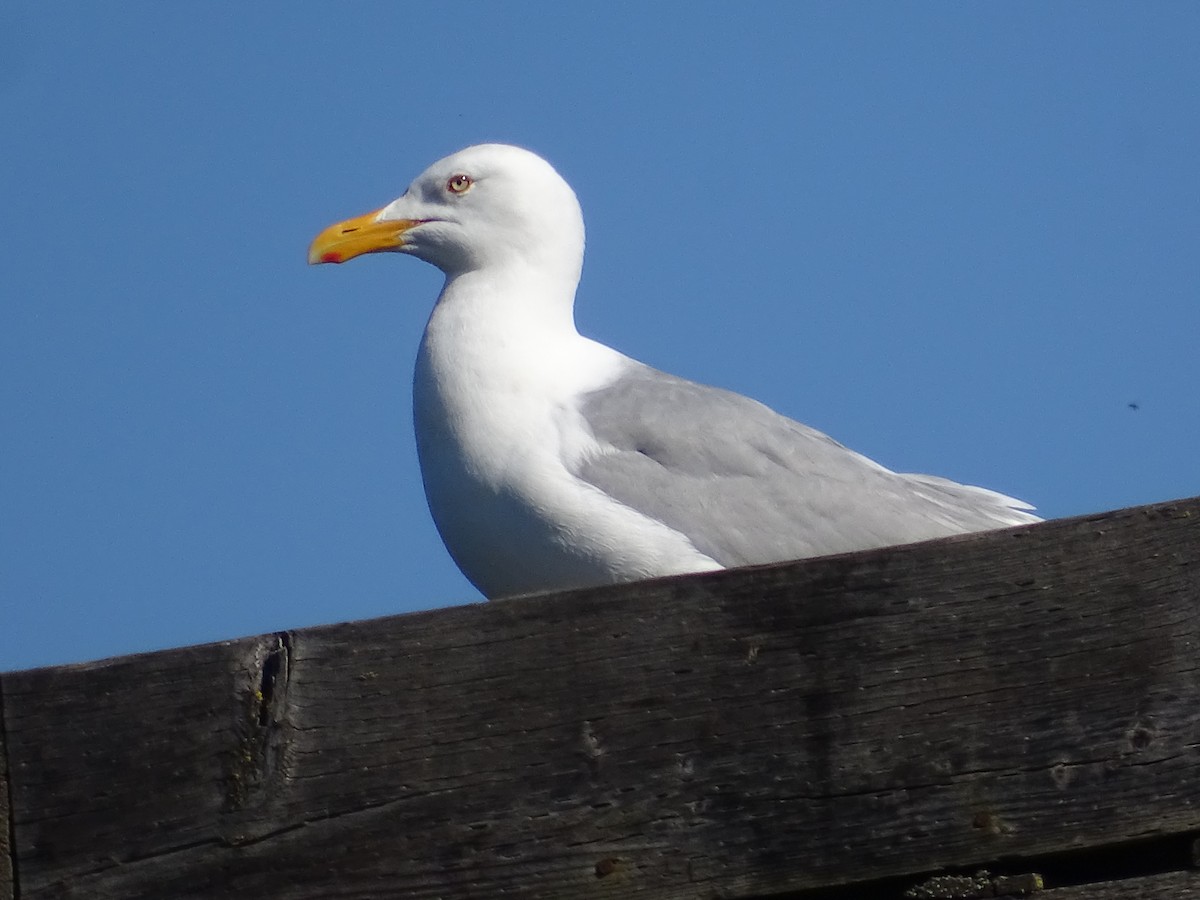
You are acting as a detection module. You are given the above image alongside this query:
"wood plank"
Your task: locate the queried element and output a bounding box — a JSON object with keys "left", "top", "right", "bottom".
{"left": 1040, "top": 870, "right": 1200, "bottom": 899}
{"left": 3, "top": 497, "right": 1200, "bottom": 899}
{"left": 3, "top": 633, "right": 281, "bottom": 896}
{"left": 0, "top": 700, "right": 13, "bottom": 900}
{"left": 894, "top": 868, "right": 1200, "bottom": 900}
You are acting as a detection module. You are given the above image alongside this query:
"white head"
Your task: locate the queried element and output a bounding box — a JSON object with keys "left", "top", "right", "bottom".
{"left": 309, "top": 144, "right": 585, "bottom": 284}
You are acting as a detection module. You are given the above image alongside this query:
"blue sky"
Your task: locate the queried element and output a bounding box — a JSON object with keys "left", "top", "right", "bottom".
{"left": 3, "top": 3, "right": 1198, "bottom": 671}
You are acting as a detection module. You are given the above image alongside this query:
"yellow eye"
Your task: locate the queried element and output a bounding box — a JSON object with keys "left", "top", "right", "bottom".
{"left": 447, "top": 174, "right": 473, "bottom": 194}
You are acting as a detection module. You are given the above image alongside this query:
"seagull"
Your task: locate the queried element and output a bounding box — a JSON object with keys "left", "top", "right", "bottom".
{"left": 309, "top": 143, "right": 1038, "bottom": 599}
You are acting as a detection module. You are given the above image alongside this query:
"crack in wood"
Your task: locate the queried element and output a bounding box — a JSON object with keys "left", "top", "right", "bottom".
{"left": 220, "top": 632, "right": 293, "bottom": 825}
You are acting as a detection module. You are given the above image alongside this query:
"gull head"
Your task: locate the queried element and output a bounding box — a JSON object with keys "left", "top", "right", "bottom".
{"left": 308, "top": 144, "right": 585, "bottom": 281}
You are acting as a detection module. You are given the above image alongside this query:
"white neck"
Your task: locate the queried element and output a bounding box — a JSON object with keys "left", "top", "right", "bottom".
{"left": 413, "top": 263, "right": 624, "bottom": 487}
{"left": 434, "top": 262, "right": 581, "bottom": 341}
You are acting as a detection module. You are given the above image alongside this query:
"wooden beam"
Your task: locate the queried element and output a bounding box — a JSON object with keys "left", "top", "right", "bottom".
{"left": 0, "top": 713, "right": 12, "bottom": 900}
{"left": 1040, "top": 872, "right": 1199, "bottom": 899}
{"left": 3, "top": 497, "right": 1200, "bottom": 898}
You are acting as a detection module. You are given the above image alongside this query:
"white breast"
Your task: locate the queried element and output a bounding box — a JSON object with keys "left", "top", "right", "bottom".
{"left": 412, "top": 272, "right": 720, "bottom": 598}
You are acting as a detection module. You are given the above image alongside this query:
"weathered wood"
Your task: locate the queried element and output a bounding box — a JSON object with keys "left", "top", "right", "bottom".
{"left": 896, "top": 868, "right": 1200, "bottom": 899}
{"left": 3, "top": 497, "right": 1199, "bottom": 898}
{"left": 1040, "top": 871, "right": 1200, "bottom": 898}
{"left": 0, "top": 707, "right": 13, "bottom": 900}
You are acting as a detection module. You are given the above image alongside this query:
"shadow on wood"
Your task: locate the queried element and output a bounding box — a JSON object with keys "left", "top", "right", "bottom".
{"left": 2, "top": 497, "right": 1200, "bottom": 899}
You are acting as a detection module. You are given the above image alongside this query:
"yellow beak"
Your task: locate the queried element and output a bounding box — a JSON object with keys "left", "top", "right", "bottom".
{"left": 307, "top": 208, "right": 425, "bottom": 265}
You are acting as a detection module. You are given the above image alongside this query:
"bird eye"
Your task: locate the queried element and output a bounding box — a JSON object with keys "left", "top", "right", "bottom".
{"left": 447, "top": 174, "right": 473, "bottom": 194}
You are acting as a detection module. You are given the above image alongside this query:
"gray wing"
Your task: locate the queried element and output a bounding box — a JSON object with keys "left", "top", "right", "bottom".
{"left": 572, "top": 361, "right": 1039, "bottom": 568}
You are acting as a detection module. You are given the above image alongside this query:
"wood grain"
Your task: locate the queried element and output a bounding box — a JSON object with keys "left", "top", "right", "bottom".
{"left": 0, "top": 705, "right": 13, "bottom": 900}
{"left": 1040, "top": 871, "right": 1200, "bottom": 899}
{"left": 3, "top": 497, "right": 1199, "bottom": 899}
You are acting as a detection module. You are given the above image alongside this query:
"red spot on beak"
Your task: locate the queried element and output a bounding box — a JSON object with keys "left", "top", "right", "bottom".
{"left": 320, "top": 251, "right": 343, "bottom": 264}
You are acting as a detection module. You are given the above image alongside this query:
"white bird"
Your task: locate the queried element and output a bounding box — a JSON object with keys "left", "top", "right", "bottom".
{"left": 309, "top": 144, "right": 1038, "bottom": 599}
